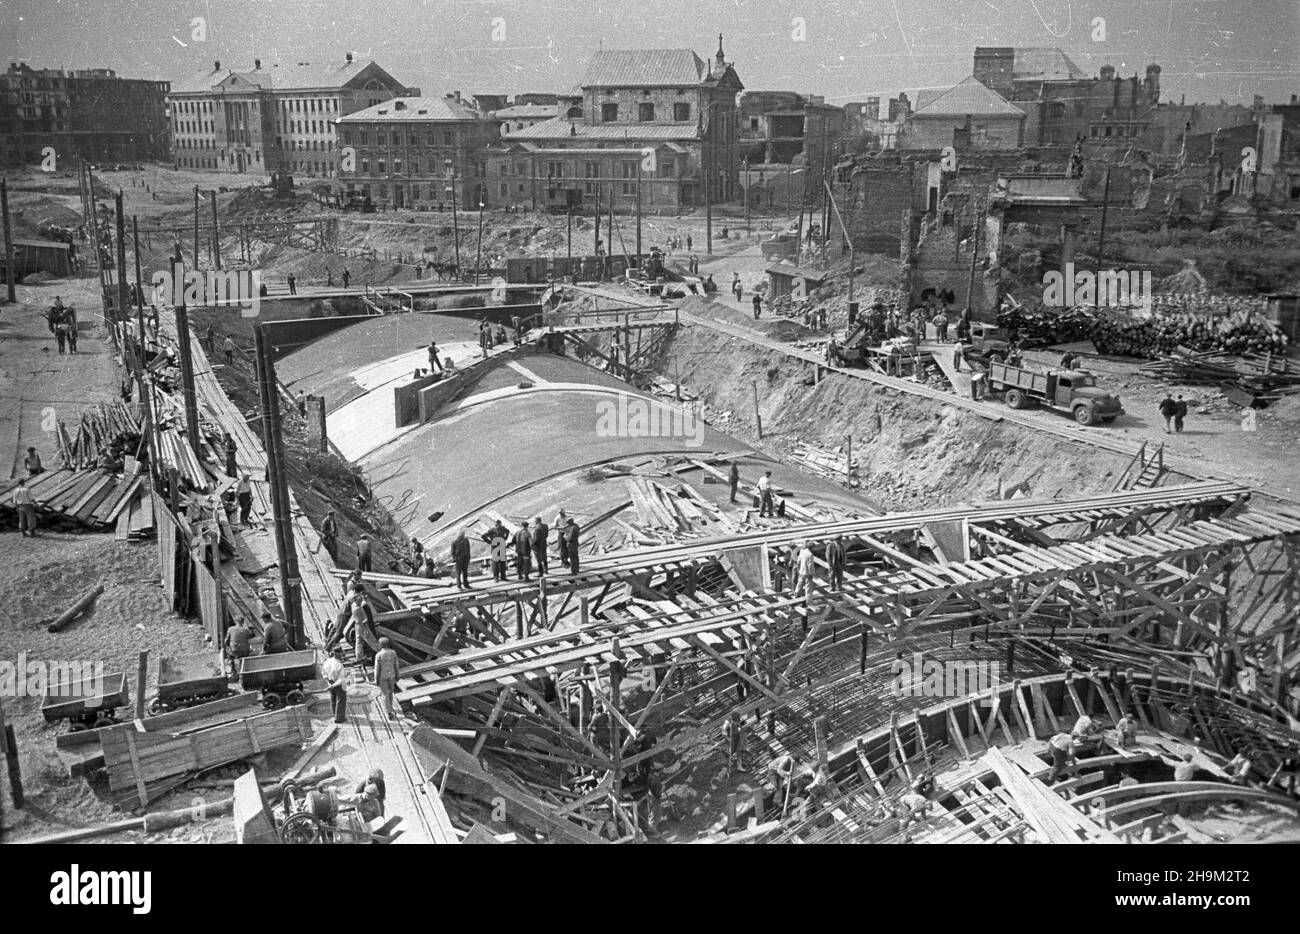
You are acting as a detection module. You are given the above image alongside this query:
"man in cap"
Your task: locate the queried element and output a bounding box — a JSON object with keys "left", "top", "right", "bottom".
{"left": 261, "top": 612, "right": 290, "bottom": 654}
{"left": 451, "top": 528, "right": 472, "bottom": 588}
{"left": 531, "top": 516, "right": 549, "bottom": 576}
{"left": 224, "top": 618, "right": 253, "bottom": 676}
{"left": 320, "top": 509, "right": 339, "bottom": 559}
{"left": 355, "top": 533, "right": 372, "bottom": 573}
{"left": 236, "top": 472, "right": 254, "bottom": 526}
{"left": 825, "top": 535, "right": 846, "bottom": 591}
{"left": 23, "top": 445, "right": 44, "bottom": 477}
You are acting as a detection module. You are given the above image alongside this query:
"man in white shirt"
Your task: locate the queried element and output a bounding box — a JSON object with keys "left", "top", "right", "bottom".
{"left": 12, "top": 478, "right": 37, "bottom": 537}
{"left": 372, "top": 637, "right": 400, "bottom": 718}
{"left": 322, "top": 646, "right": 349, "bottom": 724}
{"left": 796, "top": 542, "right": 816, "bottom": 599}
{"left": 757, "top": 470, "right": 774, "bottom": 518}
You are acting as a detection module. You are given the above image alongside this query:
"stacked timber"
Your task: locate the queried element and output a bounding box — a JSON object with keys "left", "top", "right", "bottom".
{"left": 0, "top": 468, "right": 146, "bottom": 533}
{"left": 1000, "top": 305, "right": 1289, "bottom": 358}
{"left": 789, "top": 441, "right": 857, "bottom": 484}
{"left": 1138, "top": 349, "right": 1300, "bottom": 407}
{"left": 56, "top": 402, "right": 142, "bottom": 468}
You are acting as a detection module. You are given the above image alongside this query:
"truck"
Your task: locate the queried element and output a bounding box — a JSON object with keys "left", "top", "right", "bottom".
{"left": 964, "top": 322, "right": 1013, "bottom": 361}
{"left": 987, "top": 362, "right": 1124, "bottom": 426}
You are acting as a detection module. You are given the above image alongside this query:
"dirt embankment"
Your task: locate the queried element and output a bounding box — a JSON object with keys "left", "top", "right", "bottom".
{"left": 660, "top": 324, "right": 1131, "bottom": 510}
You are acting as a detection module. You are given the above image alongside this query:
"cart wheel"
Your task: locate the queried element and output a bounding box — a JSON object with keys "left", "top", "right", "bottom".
{"left": 262, "top": 691, "right": 285, "bottom": 710}
{"left": 92, "top": 714, "right": 117, "bottom": 729}
{"left": 279, "top": 812, "right": 323, "bottom": 845}
{"left": 147, "top": 697, "right": 165, "bottom": 715}
{"left": 69, "top": 721, "right": 88, "bottom": 733}
{"left": 285, "top": 689, "right": 306, "bottom": 706}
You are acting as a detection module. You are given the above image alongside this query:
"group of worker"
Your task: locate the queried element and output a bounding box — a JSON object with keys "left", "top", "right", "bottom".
{"left": 449, "top": 512, "right": 583, "bottom": 589}
{"left": 222, "top": 610, "right": 291, "bottom": 676}
{"left": 1046, "top": 710, "right": 1140, "bottom": 782}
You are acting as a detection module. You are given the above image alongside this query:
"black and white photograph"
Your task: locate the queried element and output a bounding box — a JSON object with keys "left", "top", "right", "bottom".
{"left": 0, "top": 0, "right": 1298, "bottom": 908}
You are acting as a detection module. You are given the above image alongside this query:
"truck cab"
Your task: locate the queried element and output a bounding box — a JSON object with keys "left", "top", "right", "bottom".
{"left": 1051, "top": 371, "right": 1124, "bottom": 425}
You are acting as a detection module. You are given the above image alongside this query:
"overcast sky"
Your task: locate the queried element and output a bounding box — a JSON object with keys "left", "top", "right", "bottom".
{"left": 2, "top": 0, "right": 1296, "bottom": 106}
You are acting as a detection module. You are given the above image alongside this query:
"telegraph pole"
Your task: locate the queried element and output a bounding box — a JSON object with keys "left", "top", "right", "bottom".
{"left": 635, "top": 163, "right": 642, "bottom": 261}
{"left": 131, "top": 215, "right": 161, "bottom": 493}
{"left": 1, "top": 178, "right": 15, "bottom": 304}
{"left": 593, "top": 180, "right": 601, "bottom": 255}
{"left": 1094, "top": 166, "right": 1112, "bottom": 308}
{"left": 704, "top": 134, "right": 713, "bottom": 256}
{"left": 114, "top": 192, "right": 129, "bottom": 334}
{"left": 193, "top": 186, "right": 200, "bottom": 269}
{"left": 447, "top": 165, "right": 461, "bottom": 273}
{"left": 474, "top": 195, "right": 485, "bottom": 286}
{"left": 744, "top": 157, "right": 750, "bottom": 233}
{"left": 209, "top": 190, "right": 221, "bottom": 270}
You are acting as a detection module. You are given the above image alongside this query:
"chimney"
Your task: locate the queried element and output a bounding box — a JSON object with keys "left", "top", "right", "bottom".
{"left": 254, "top": 58, "right": 261, "bottom": 70}
{"left": 346, "top": 52, "right": 353, "bottom": 64}
{"left": 214, "top": 60, "right": 221, "bottom": 71}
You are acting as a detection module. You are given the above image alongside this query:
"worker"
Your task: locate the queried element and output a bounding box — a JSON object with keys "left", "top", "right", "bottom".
{"left": 553, "top": 510, "right": 571, "bottom": 568}
{"left": 223, "top": 334, "right": 236, "bottom": 366}
{"left": 1174, "top": 394, "right": 1188, "bottom": 433}
{"left": 320, "top": 509, "right": 338, "bottom": 559}
{"left": 236, "top": 472, "right": 253, "bottom": 526}
{"left": 955, "top": 306, "right": 971, "bottom": 341}
{"left": 564, "top": 517, "right": 580, "bottom": 574}
{"left": 728, "top": 463, "right": 740, "bottom": 504}
{"left": 407, "top": 539, "right": 424, "bottom": 574}
{"left": 355, "top": 533, "right": 372, "bottom": 573}
{"left": 969, "top": 364, "right": 987, "bottom": 401}
{"left": 494, "top": 322, "right": 508, "bottom": 346}
{"left": 1227, "top": 748, "right": 1254, "bottom": 785}
{"left": 287, "top": 273, "right": 297, "bottom": 295}
{"left": 1173, "top": 751, "right": 1197, "bottom": 782}
{"left": 224, "top": 618, "right": 252, "bottom": 676}
{"left": 261, "top": 612, "right": 289, "bottom": 654}
{"left": 486, "top": 521, "right": 509, "bottom": 581}
{"left": 825, "top": 535, "right": 846, "bottom": 590}
{"left": 323, "top": 646, "right": 349, "bottom": 724}
{"left": 373, "top": 637, "right": 400, "bottom": 718}
{"left": 11, "top": 478, "right": 37, "bottom": 537}
{"left": 1113, "top": 712, "right": 1138, "bottom": 748}
{"left": 355, "top": 769, "right": 387, "bottom": 816}
{"left": 427, "top": 341, "right": 443, "bottom": 373}
{"left": 796, "top": 540, "right": 816, "bottom": 600}
{"left": 204, "top": 323, "right": 216, "bottom": 352}
{"left": 757, "top": 470, "right": 775, "bottom": 518}
{"left": 23, "top": 445, "right": 44, "bottom": 477}
{"left": 1046, "top": 731, "right": 1076, "bottom": 782}
{"left": 1072, "top": 712, "right": 1103, "bottom": 755}
{"left": 731, "top": 272, "right": 742, "bottom": 301}
{"left": 339, "top": 782, "right": 383, "bottom": 823}
{"left": 931, "top": 310, "right": 949, "bottom": 343}
{"left": 1158, "top": 394, "right": 1177, "bottom": 433}
{"left": 224, "top": 433, "right": 238, "bottom": 477}
{"left": 722, "top": 712, "right": 747, "bottom": 773}
{"left": 952, "top": 340, "right": 967, "bottom": 373}
{"left": 1059, "top": 350, "right": 1078, "bottom": 369}
{"left": 767, "top": 753, "right": 796, "bottom": 802}
{"left": 898, "top": 786, "right": 930, "bottom": 830}
{"left": 342, "top": 268, "right": 351, "bottom": 288}
{"left": 531, "top": 516, "right": 549, "bottom": 576}
{"left": 752, "top": 293, "right": 763, "bottom": 319}
{"left": 451, "top": 528, "right": 472, "bottom": 589}
{"left": 512, "top": 521, "right": 533, "bottom": 581}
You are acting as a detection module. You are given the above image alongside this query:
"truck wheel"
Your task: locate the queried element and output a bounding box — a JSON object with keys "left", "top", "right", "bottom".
{"left": 1005, "top": 389, "right": 1027, "bottom": 409}
{"left": 1074, "top": 404, "right": 1095, "bottom": 426}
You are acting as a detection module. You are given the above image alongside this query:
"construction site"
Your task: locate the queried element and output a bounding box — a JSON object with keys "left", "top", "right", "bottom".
{"left": 2, "top": 11, "right": 1300, "bottom": 858}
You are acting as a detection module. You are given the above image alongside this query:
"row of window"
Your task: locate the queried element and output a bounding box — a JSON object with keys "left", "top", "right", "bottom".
{"left": 341, "top": 130, "right": 459, "bottom": 147}
{"left": 348, "top": 158, "right": 484, "bottom": 177}
{"left": 599, "top": 102, "right": 691, "bottom": 122}
{"left": 1091, "top": 124, "right": 1144, "bottom": 138}
{"left": 279, "top": 120, "right": 335, "bottom": 135}
{"left": 281, "top": 98, "right": 337, "bottom": 114}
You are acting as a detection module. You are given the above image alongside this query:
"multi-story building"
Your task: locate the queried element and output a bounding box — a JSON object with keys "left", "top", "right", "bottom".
{"left": 337, "top": 93, "right": 503, "bottom": 209}
{"left": 902, "top": 76, "right": 1026, "bottom": 150}
{"left": 0, "top": 63, "right": 169, "bottom": 165}
{"left": 165, "top": 55, "right": 411, "bottom": 176}
{"left": 972, "top": 47, "right": 1161, "bottom": 149}
{"left": 843, "top": 95, "right": 909, "bottom": 150}
{"left": 494, "top": 103, "right": 560, "bottom": 138}
{"left": 483, "top": 40, "right": 743, "bottom": 212}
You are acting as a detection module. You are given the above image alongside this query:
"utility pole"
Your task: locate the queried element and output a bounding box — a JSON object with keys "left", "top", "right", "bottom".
{"left": 1094, "top": 166, "right": 1112, "bottom": 308}
{"left": 474, "top": 195, "right": 485, "bottom": 286}
{"left": 173, "top": 298, "right": 201, "bottom": 454}
{"left": 446, "top": 162, "right": 460, "bottom": 272}
{"left": 114, "top": 192, "right": 129, "bottom": 334}
{"left": 131, "top": 215, "right": 161, "bottom": 494}
{"left": 704, "top": 132, "right": 713, "bottom": 255}
{"left": 566, "top": 199, "right": 572, "bottom": 261}
{"left": 209, "top": 190, "right": 221, "bottom": 270}
{"left": 743, "top": 156, "right": 750, "bottom": 232}
{"left": 824, "top": 180, "right": 855, "bottom": 303}
{"left": 1, "top": 178, "right": 15, "bottom": 304}
{"left": 635, "top": 163, "right": 642, "bottom": 261}
{"left": 752, "top": 381, "right": 763, "bottom": 439}
{"left": 593, "top": 180, "right": 601, "bottom": 256}
{"left": 193, "top": 186, "right": 200, "bottom": 270}
{"left": 254, "top": 323, "right": 303, "bottom": 649}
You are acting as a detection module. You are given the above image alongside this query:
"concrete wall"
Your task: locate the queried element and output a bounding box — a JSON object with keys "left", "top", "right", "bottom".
{"left": 396, "top": 373, "right": 444, "bottom": 426}
{"left": 905, "top": 115, "right": 1024, "bottom": 150}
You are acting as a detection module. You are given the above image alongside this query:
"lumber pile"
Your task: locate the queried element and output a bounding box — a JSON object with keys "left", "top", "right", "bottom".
{"left": 789, "top": 441, "right": 857, "bottom": 484}
{"left": 1138, "top": 348, "right": 1300, "bottom": 407}
{"left": 56, "top": 401, "right": 142, "bottom": 468}
{"left": 0, "top": 468, "right": 146, "bottom": 533}
{"left": 1001, "top": 305, "right": 1289, "bottom": 359}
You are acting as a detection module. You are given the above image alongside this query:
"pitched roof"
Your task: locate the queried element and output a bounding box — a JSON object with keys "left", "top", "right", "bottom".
{"left": 912, "top": 76, "right": 1026, "bottom": 118}
{"left": 339, "top": 96, "right": 484, "bottom": 123}
{"left": 582, "top": 49, "right": 707, "bottom": 87}
{"left": 492, "top": 104, "right": 559, "bottom": 119}
{"left": 508, "top": 117, "right": 701, "bottom": 140}
{"left": 1013, "top": 48, "right": 1086, "bottom": 81}
{"left": 169, "top": 59, "right": 397, "bottom": 95}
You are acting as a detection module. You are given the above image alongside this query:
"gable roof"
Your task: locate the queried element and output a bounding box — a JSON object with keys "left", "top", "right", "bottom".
{"left": 1013, "top": 48, "right": 1086, "bottom": 81}
{"left": 582, "top": 49, "right": 707, "bottom": 87}
{"left": 912, "top": 76, "right": 1026, "bottom": 118}
{"left": 169, "top": 59, "right": 403, "bottom": 95}
{"left": 339, "top": 96, "right": 483, "bottom": 123}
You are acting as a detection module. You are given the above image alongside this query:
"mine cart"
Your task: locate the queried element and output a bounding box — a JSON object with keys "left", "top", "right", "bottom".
{"left": 149, "top": 651, "right": 234, "bottom": 714}
{"left": 238, "top": 650, "right": 319, "bottom": 709}
{"left": 40, "top": 671, "right": 130, "bottom": 731}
